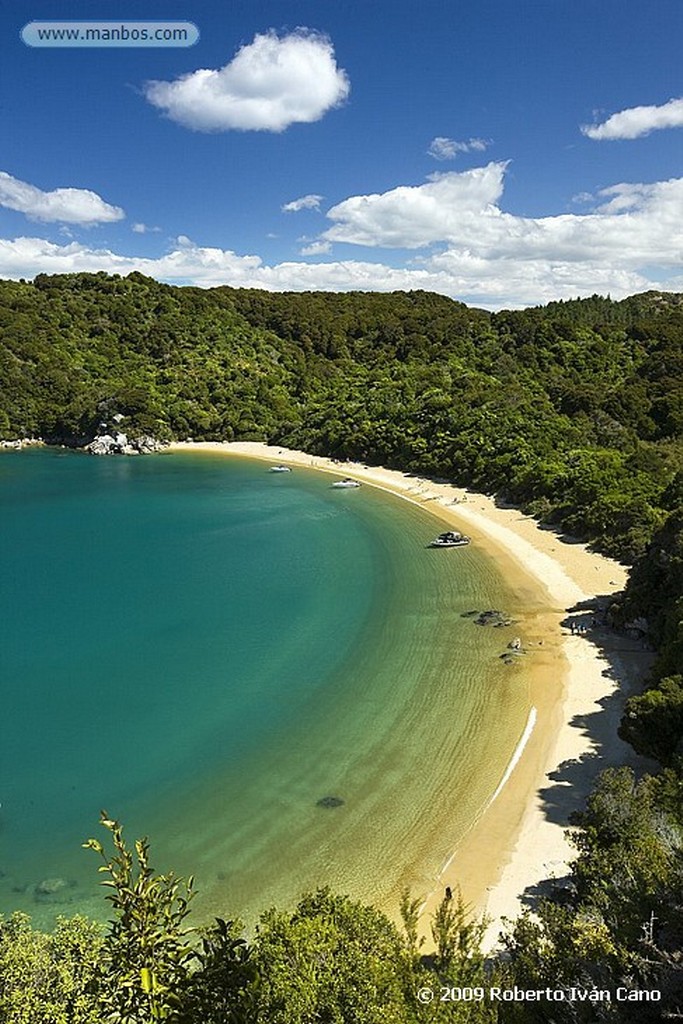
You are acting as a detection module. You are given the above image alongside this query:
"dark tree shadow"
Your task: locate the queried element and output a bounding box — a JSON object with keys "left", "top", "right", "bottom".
{"left": 512, "top": 596, "right": 657, "bottom": 915}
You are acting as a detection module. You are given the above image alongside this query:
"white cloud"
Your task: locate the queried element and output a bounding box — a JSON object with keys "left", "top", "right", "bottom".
{"left": 299, "top": 240, "right": 331, "bottom": 256}
{"left": 0, "top": 171, "right": 124, "bottom": 225}
{"left": 321, "top": 163, "right": 683, "bottom": 269}
{"left": 593, "top": 183, "right": 653, "bottom": 213}
{"left": 282, "top": 193, "right": 324, "bottom": 212}
{"left": 427, "top": 136, "right": 490, "bottom": 160}
{"left": 0, "top": 227, "right": 676, "bottom": 312}
{"left": 132, "top": 222, "right": 161, "bottom": 234}
{"left": 582, "top": 97, "right": 683, "bottom": 140}
{"left": 0, "top": 236, "right": 265, "bottom": 286}
{"left": 324, "top": 164, "right": 507, "bottom": 248}
{"left": 144, "top": 30, "right": 349, "bottom": 132}
{"left": 1, "top": 165, "right": 681, "bottom": 310}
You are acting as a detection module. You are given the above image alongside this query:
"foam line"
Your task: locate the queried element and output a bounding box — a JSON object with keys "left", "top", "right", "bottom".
{"left": 487, "top": 706, "right": 537, "bottom": 808}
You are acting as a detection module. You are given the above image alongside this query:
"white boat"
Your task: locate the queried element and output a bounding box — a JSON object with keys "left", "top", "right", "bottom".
{"left": 331, "top": 477, "right": 361, "bottom": 489}
{"left": 269, "top": 465, "right": 292, "bottom": 473}
{"left": 429, "top": 531, "right": 470, "bottom": 548}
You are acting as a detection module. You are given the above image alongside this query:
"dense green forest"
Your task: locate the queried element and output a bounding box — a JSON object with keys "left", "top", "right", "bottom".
{"left": 2, "top": 273, "right": 682, "bottom": 560}
{"left": 1, "top": 273, "right": 682, "bottom": 1021}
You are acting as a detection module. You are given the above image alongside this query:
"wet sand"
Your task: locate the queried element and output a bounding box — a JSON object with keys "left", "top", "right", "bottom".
{"left": 167, "top": 442, "right": 649, "bottom": 948}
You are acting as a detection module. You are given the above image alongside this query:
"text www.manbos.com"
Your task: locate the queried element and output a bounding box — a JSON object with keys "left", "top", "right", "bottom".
{"left": 21, "top": 21, "right": 199, "bottom": 48}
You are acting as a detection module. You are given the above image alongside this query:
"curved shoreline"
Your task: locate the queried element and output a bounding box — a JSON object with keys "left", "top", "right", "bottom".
{"left": 167, "top": 441, "right": 649, "bottom": 949}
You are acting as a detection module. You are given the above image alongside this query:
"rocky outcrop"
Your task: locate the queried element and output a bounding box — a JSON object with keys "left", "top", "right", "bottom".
{"left": 35, "top": 876, "right": 70, "bottom": 896}
{"left": 34, "top": 876, "right": 76, "bottom": 902}
{"left": 1, "top": 432, "right": 167, "bottom": 455}
{"left": 84, "top": 432, "right": 127, "bottom": 455}
{"left": 0, "top": 437, "right": 44, "bottom": 450}
{"left": 85, "top": 433, "right": 167, "bottom": 456}
{"left": 471, "top": 609, "right": 516, "bottom": 628}
{"left": 133, "top": 434, "right": 166, "bottom": 454}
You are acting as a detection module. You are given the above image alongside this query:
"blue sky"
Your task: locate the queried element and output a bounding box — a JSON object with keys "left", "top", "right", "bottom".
{"left": 1, "top": 0, "right": 682, "bottom": 308}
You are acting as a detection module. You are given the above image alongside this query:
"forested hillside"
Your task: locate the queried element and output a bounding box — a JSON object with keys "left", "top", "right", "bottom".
{"left": 2, "top": 273, "right": 682, "bottom": 561}
{"left": 1, "top": 273, "right": 682, "bottom": 1021}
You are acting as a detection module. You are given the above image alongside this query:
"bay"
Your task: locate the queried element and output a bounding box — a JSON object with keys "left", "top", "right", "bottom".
{"left": 0, "top": 449, "right": 530, "bottom": 927}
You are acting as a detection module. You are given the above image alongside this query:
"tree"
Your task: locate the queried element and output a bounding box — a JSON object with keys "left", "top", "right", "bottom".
{"left": 430, "top": 887, "right": 488, "bottom": 985}
{"left": 253, "top": 887, "right": 418, "bottom": 1024}
{"left": 620, "top": 675, "right": 683, "bottom": 764}
{"left": 0, "top": 912, "right": 102, "bottom": 1024}
{"left": 181, "top": 916, "right": 259, "bottom": 1024}
{"left": 570, "top": 769, "right": 680, "bottom": 943}
{"left": 83, "top": 812, "right": 197, "bottom": 1023}
{"left": 500, "top": 901, "right": 628, "bottom": 1024}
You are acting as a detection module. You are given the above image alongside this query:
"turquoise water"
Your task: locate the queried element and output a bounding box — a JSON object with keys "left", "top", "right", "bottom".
{"left": 0, "top": 449, "right": 530, "bottom": 927}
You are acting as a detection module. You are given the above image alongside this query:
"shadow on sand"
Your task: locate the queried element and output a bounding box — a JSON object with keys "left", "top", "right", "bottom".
{"left": 513, "top": 595, "right": 657, "bottom": 915}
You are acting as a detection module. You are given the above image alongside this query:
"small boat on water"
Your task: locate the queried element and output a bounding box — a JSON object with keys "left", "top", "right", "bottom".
{"left": 331, "top": 477, "right": 362, "bottom": 489}
{"left": 269, "top": 465, "right": 292, "bottom": 473}
{"left": 429, "top": 530, "right": 470, "bottom": 548}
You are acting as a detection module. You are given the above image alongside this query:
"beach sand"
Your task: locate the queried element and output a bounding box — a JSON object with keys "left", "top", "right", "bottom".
{"left": 167, "top": 441, "right": 651, "bottom": 949}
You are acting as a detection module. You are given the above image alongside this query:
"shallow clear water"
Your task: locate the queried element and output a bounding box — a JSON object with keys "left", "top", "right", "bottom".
{"left": 0, "top": 450, "right": 530, "bottom": 927}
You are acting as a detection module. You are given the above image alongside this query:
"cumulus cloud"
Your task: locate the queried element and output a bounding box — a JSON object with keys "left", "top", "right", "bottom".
{"left": 427, "top": 136, "right": 490, "bottom": 160}
{"left": 1, "top": 165, "right": 681, "bottom": 310}
{"left": 0, "top": 171, "right": 124, "bottom": 225}
{"left": 282, "top": 194, "right": 324, "bottom": 212}
{"left": 132, "top": 222, "right": 161, "bottom": 234}
{"left": 582, "top": 96, "right": 683, "bottom": 140}
{"left": 322, "top": 163, "right": 683, "bottom": 269}
{"left": 299, "top": 240, "right": 331, "bottom": 255}
{"left": 144, "top": 29, "right": 349, "bottom": 132}
{"left": 0, "top": 227, "right": 675, "bottom": 312}
{"left": 324, "top": 163, "right": 507, "bottom": 248}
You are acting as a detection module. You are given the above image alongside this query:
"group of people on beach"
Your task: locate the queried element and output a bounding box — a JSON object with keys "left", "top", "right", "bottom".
{"left": 569, "top": 619, "right": 597, "bottom": 635}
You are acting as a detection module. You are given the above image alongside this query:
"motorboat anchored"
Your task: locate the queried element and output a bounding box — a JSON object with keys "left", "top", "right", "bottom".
{"left": 331, "top": 477, "right": 362, "bottom": 489}
{"left": 269, "top": 465, "right": 292, "bottom": 473}
{"left": 429, "top": 530, "right": 470, "bottom": 548}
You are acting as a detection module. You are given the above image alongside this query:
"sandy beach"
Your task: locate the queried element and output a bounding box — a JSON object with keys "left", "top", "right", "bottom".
{"left": 168, "top": 441, "right": 651, "bottom": 949}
